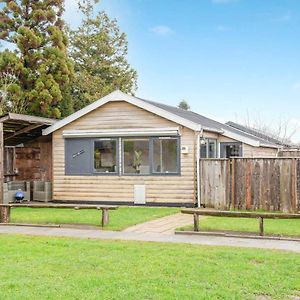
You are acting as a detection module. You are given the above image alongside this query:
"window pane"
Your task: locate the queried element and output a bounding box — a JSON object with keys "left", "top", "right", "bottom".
{"left": 200, "top": 142, "right": 207, "bottom": 158}
{"left": 225, "top": 145, "right": 240, "bottom": 158}
{"left": 123, "top": 139, "right": 150, "bottom": 174}
{"left": 94, "top": 140, "right": 117, "bottom": 173}
{"left": 153, "top": 138, "right": 178, "bottom": 173}
{"left": 208, "top": 140, "right": 216, "bottom": 158}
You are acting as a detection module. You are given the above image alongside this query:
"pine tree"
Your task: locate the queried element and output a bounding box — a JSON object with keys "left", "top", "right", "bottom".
{"left": 178, "top": 100, "right": 190, "bottom": 110}
{"left": 0, "top": 0, "right": 74, "bottom": 118}
{"left": 69, "top": 2, "right": 137, "bottom": 111}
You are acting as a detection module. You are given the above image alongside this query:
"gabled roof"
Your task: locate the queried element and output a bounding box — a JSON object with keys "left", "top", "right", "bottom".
{"left": 42, "top": 90, "right": 280, "bottom": 148}
{"left": 43, "top": 90, "right": 202, "bottom": 135}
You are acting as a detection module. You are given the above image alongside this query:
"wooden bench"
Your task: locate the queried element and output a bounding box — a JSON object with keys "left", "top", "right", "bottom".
{"left": 0, "top": 203, "right": 118, "bottom": 228}
{"left": 181, "top": 209, "right": 300, "bottom": 236}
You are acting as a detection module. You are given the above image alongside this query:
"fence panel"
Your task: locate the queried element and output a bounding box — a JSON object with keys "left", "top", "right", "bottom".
{"left": 200, "top": 159, "right": 230, "bottom": 209}
{"left": 200, "top": 158, "right": 300, "bottom": 212}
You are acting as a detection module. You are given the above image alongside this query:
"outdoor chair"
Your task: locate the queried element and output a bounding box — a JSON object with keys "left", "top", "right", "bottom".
{"left": 32, "top": 181, "right": 52, "bottom": 202}
{"left": 3, "top": 181, "right": 31, "bottom": 204}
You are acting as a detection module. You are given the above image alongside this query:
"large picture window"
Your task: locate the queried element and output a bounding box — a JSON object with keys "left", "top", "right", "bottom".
{"left": 123, "top": 139, "right": 150, "bottom": 174}
{"left": 94, "top": 139, "right": 117, "bottom": 173}
{"left": 65, "top": 136, "right": 180, "bottom": 176}
{"left": 153, "top": 138, "right": 179, "bottom": 174}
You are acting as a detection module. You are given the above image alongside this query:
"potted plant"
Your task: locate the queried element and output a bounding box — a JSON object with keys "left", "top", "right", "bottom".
{"left": 133, "top": 150, "right": 142, "bottom": 174}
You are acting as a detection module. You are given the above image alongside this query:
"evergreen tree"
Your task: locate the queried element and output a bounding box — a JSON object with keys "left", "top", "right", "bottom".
{"left": 0, "top": 0, "right": 74, "bottom": 118}
{"left": 69, "top": 2, "right": 137, "bottom": 111}
{"left": 178, "top": 100, "right": 190, "bottom": 110}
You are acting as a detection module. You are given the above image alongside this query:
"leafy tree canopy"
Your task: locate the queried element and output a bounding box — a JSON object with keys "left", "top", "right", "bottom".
{"left": 69, "top": 1, "right": 137, "bottom": 111}
{"left": 0, "top": 0, "right": 74, "bottom": 118}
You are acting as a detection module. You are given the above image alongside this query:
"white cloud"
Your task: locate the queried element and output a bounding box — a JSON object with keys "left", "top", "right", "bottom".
{"left": 150, "top": 25, "right": 174, "bottom": 36}
{"left": 211, "top": 0, "right": 238, "bottom": 4}
{"left": 216, "top": 25, "right": 231, "bottom": 32}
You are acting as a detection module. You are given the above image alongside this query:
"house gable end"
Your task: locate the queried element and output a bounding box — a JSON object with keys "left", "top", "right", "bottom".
{"left": 43, "top": 90, "right": 201, "bottom": 135}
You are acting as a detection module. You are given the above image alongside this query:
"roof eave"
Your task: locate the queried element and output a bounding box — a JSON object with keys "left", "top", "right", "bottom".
{"left": 43, "top": 90, "right": 203, "bottom": 135}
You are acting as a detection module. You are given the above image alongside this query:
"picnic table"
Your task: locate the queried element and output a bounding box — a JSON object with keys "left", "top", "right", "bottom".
{"left": 181, "top": 208, "right": 300, "bottom": 236}
{"left": 0, "top": 203, "right": 118, "bottom": 227}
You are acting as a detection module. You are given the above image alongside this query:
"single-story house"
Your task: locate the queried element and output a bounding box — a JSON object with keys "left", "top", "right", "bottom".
{"left": 43, "top": 90, "right": 282, "bottom": 206}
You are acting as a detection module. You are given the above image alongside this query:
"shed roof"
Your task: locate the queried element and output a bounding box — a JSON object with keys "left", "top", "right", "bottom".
{"left": 0, "top": 113, "right": 57, "bottom": 146}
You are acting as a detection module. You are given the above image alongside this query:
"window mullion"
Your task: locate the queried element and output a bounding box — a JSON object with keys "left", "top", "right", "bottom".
{"left": 149, "top": 138, "right": 153, "bottom": 175}
{"left": 119, "top": 137, "right": 122, "bottom": 176}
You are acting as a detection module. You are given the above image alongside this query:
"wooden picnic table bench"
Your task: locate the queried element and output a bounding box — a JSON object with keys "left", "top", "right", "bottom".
{"left": 0, "top": 203, "right": 118, "bottom": 227}
{"left": 181, "top": 209, "right": 300, "bottom": 236}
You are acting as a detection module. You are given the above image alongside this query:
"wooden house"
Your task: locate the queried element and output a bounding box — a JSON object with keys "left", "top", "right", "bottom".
{"left": 43, "top": 90, "right": 281, "bottom": 206}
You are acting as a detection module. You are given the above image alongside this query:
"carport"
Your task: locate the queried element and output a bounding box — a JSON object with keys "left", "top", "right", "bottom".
{"left": 0, "top": 113, "right": 56, "bottom": 203}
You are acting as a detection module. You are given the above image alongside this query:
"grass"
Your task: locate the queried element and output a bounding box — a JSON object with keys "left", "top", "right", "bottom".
{"left": 0, "top": 235, "right": 299, "bottom": 299}
{"left": 179, "top": 216, "right": 300, "bottom": 237}
{"left": 11, "top": 206, "right": 179, "bottom": 231}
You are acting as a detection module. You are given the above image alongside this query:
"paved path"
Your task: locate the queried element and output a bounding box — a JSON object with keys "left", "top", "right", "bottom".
{"left": 0, "top": 225, "right": 299, "bottom": 252}
{"left": 123, "top": 213, "right": 193, "bottom": 234}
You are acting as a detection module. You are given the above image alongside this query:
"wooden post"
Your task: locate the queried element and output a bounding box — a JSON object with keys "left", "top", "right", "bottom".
{"left": 193, "top": 213, "right": 199, "bottom": 232}
{"left": 0, "top": 122, "right": 3, "bottom": 204}
{"left": 101, "top": 208, "right": 109, "bottom": 227}
{"left": 0, "top": 205, "right": 10, "bottom": 223}
{"left": 259, "top": 217, "right": 264, "bottom": 236}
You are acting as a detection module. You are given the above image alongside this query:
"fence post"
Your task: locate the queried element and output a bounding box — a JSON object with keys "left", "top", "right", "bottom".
{"left": 231, "top": 158, "right": 235, "bottom": 210}
{"left": 0, "top": 122, "right": 3, "bottom": 205}
{"left": 259, "top": 217, "right": 264, "bottom": 236}
{"left": 193, "top": 213, "right": 199, "bottom": 232}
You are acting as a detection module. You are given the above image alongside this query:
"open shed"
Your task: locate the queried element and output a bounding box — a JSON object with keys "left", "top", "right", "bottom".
{"left": 0, "top": 113, "right": 56, "bottom": 203}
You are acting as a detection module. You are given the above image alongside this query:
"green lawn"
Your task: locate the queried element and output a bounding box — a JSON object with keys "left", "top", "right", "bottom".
{"left": 0, "top": 235, "right": 299, "bottom": 299}
{"left": 10, "top": 206, "right": 179, "bottom": 231}
{"left": 179, "top": 216, "right": 300, "bottom": 237}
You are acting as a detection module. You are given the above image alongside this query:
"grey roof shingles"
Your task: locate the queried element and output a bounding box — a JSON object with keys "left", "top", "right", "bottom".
{"left": 139, "top": 98, "right": 280, "bottom": 148}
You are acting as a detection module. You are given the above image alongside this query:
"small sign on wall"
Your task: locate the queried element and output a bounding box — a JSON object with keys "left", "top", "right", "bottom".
{"left": 181, "top": 145, "right": 189, "bottom": 154}
{"left": 134, "top": 184, "right": 146, "bottom": 204}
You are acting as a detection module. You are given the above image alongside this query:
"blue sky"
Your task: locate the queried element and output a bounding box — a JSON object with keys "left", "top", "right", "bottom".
{"left": 4, "top": 0, "right": 300, "bottom": 141}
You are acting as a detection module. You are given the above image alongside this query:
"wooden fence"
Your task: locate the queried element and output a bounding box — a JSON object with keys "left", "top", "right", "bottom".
{"left": 200, "top": 158, "right": 300, "bottom": 212}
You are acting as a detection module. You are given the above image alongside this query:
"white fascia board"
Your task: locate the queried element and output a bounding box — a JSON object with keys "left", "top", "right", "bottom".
{"left": 221, "top": 128, "right": 260, "bottom": 147}
{"left": 43, "top": 91, "right": 121, "bottom": 135}
{"left": 62, "top": 127, "right": 180, "bottom": 138}
{"left": 259, "top": 143, "right": 281, "bottom": 149}
{"left": 202, "top": 126, "right": 223, "bottom": 134}
{"left": 43, "top": 90, "right": 201, "bottom": 135}
{"left": 121, "top": 95, "right": 202, "bottom": 131}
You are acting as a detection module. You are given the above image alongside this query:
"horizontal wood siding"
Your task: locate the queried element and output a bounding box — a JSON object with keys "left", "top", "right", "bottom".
{"left": 243, "top": 144, "right": 278, "bottom": 157}
{"left": 52, "top": 101, "right": 196, "bottom": 204}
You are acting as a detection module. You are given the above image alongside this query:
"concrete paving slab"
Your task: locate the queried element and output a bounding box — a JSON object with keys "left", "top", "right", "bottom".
{"left": 123, "top": 213, "right": 193, "bottom": 234}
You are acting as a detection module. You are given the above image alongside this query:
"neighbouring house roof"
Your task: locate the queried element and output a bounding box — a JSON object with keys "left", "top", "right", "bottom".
{"left": 42, "top": 90, "right": 281, "bottom": 148}
{"left": 0, "top": 112, "right": 57, "bottom": 146}
{"left": 226, "top": 121, "right": 290, "bottom": 147}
